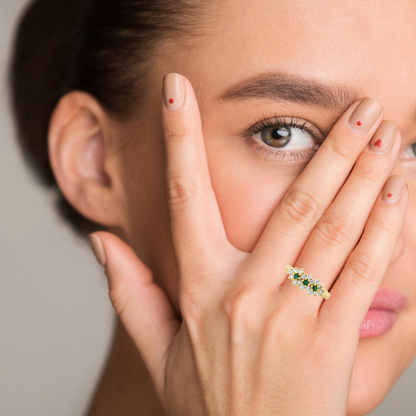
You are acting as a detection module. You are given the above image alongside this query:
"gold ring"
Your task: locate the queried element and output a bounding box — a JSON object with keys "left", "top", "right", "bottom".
{"left": 285, "top": 265, "right": 331, "bottom": 299}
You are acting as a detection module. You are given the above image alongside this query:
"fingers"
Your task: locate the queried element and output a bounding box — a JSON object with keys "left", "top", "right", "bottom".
{"left": 161, "top": 73, "right": 233, "bottom": 292}
{"left": 247, "top": 97, "right": 384, "bottom": 287}
{"left": 280, "top": 121, "right": 401, "bottom": 314}
{"left": 89, "top": 231, "right": 181, "bottom": 399}
{"left": 319, "top": 175, "right": 408, "bottom": 334}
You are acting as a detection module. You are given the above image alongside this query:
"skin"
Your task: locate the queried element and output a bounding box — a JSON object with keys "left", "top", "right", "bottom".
{"left": 46, "top": 0, "right": 416, "bottom": 415}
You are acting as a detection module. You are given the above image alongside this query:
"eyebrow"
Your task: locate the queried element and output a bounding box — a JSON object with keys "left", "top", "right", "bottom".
{"left": 217, "top": 71, "right": 361, "bottom": 113}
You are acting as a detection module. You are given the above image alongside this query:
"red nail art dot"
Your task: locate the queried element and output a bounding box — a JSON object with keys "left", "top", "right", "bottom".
{"left": 387, "top": 193, "right": 393, "bottom": 198}
{"left": 169, "top": 98, "right": 174, "bottom": 104}
{"left": 357, "top": 121, "right": 362, "bottom": 126}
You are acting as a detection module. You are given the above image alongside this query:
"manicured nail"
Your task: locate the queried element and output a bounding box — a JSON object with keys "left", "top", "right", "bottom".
{"left": 89, "top": 234, "right": 107, "bottom": 267}
{"left": 382, "top": 175, "right": 406, "bottom": 204}
{"left": 369, "top": 120, "right": 398, "bottom": 155}
{"left": 348, "top": 97, "right": 383, "bottom": 132}
{"left": 163, "top": 73, "right": 186, "bottom": 111}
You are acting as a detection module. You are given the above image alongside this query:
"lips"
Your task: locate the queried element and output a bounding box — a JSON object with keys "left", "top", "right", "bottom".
{"left": 359, "top": 286, "right": 409, "bottom": 338}
{"left": 368, "top": 286, "right": 409, "bottom": 311}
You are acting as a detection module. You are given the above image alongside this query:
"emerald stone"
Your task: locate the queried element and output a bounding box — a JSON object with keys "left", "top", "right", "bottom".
{"left": 312, "top": 285, "right": 318, "bottom": 291}
{"left": 294, "top": 273, "right": 300, "bottom": 280}
{"left": 302, "top": 279, "right": 309, "bottom": 286}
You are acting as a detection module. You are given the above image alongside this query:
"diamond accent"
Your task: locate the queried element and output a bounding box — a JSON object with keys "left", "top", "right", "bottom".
{"left": 287, "top": 267, "right": 328, "bottom": 299}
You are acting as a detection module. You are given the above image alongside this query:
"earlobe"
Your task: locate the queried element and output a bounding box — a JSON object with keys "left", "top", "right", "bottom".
{"left": 48, "top": 91, "right": 120, "bottom": 226}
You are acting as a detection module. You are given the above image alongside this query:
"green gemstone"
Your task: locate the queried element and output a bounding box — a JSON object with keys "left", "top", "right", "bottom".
{"left": 312, "top": 285, "right": 318, "bottom": 291}
{"left": 302, "top": 279, "right": 309, "bottom": 286}
{"left": 294, "top": 273, "right": 300, "bottom": 280}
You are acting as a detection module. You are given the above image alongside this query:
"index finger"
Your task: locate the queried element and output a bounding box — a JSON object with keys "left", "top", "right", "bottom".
{"left": 161, "top": 73, "right": 234, "bottom": 293}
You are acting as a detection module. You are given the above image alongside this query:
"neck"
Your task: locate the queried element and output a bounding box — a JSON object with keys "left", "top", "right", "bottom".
{"left": 86, "top": 318, "right": 167, "bottom": 416}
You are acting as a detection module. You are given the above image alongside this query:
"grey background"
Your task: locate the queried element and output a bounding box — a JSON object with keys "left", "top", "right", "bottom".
{"left": 0, "top": 1, "right": 415, "bottom": 415}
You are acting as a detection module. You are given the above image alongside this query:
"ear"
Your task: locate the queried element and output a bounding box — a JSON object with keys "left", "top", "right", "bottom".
{"left": 48, "top": 91, "right": 125, "bottom": 227}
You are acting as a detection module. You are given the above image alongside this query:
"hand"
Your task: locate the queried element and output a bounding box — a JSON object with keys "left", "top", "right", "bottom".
{"left": 89, "top": 73, "right": 408, "bottom": 415}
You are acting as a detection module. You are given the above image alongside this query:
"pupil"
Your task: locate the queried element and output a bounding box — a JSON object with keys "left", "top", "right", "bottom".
{"left": 271, "top": 126, "right": 290, "bottom": 140}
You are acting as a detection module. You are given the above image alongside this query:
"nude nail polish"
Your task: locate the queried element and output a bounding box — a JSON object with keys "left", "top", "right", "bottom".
{"left": 89, "top": 234, "right": 107, "bottom": 267}
{"left": 369, "top": 120, "right": 398, "bottom": 154}
{"left": 349, "top": 97, "right": 383, "bottom": 132}
{"left": 163, "top": 73, "right": 185, "bottom": 111}
{"left": 382, "top": 175, "right": 406, "bottom": 204}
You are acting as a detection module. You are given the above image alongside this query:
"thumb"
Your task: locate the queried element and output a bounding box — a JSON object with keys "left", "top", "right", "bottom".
{"left": 88, "top": 231, "right": 180, "bottom": 398}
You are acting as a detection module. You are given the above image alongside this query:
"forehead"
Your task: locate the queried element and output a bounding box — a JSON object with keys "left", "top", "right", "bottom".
{"left": 167, "top": 0, "right": 416, "bottom": 129}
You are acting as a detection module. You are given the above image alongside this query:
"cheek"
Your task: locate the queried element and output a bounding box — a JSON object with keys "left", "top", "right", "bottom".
{"left": 207, "top": 146, "right": 299, "bottom": 252}
{"left": 346, "top": 326, "right": 409, "bottom": 416}
{"left": 346, "top": 347, "right": 389, "bottom": 416}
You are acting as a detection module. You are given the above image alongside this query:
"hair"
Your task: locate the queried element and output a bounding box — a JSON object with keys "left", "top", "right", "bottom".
{"left": 8, "top": 0, "right": 213, "bottom": 239}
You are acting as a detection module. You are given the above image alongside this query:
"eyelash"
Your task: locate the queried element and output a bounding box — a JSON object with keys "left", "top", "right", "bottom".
{"left": 240, "top": 113, "right": 325, "bottom": 161}
{"left": 242, "top": 113, "right": 416, "bottom": 162}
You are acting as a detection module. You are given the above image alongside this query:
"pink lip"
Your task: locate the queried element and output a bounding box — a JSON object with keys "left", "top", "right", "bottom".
{"left": 359, "top": 286, "right": 409, "bottom": 339}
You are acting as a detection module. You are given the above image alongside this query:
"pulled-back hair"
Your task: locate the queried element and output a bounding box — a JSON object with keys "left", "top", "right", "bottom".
{"left": 8, "top": 0, "right": 212, "bottom": 239}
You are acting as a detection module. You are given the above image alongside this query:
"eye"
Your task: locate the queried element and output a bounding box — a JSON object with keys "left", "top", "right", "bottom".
{"left": 257, "top": 124, "right": 317, "bottom": 150}
{"left": 241, "top": 114, "right": 325, "bottom": 161}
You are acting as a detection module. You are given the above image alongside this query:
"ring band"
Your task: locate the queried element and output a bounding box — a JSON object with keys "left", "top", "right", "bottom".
{"left": 285, "top": 265, "right": 331, "bottom": 299}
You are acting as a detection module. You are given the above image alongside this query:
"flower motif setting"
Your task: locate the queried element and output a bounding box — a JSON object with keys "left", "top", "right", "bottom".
{"left": 287, "top": 267, "right": 325, "bottom": 297}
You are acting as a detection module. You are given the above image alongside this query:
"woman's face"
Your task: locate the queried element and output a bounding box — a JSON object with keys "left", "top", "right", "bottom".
{"left": 112, "top": 1, "right": 416, "bottom": 414}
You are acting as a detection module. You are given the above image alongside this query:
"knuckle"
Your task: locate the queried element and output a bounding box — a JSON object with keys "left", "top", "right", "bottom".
{"left": 370, "top": 211, "right": 397, "bottom": 233}
{"left": 163, "top": 123, "right": 193, "bottom": 144}
{"left": 222, "top": 289, "right": 249, "bottom": 323}
{"left": 314, "top": 213, "right": 352, "bottom": 247}
{"left": 108, "top": 286, "right": 129, "bottom": 317}
{"left": 263, "top": 309, "right": 313, "bottom": 348}
{"left": 353, "top": 163, "right": 381, "bottom": 184}
{"left": 346, "top": 252, "right": 378, "bottom": 284}
{"left": 166, "top": 174, "right": 202, "bottom": 211}
{"left": 328, "top": 137, "right": 352, "bottom": 161}
{"left": 221, "top": 286, "right": 259, "bottom": 333}
{"left": 262, "top": 308, "right": 288, "bottom": 341}
{"left": 309, "top": 331, "right": 337, "bottom": 366}
{"left": 180, "top": 295, "right": 205, "bottom": 328}
{"left": 280, "top": 188, "right": 321, "bottom": 224}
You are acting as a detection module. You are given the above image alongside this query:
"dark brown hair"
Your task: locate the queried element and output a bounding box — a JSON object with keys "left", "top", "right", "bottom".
{"left": 8, "top": 0, "right": 212, "bottom": 239}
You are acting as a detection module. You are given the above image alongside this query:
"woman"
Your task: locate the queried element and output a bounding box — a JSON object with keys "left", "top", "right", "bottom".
{"left": 8, "top": 0, "right": 416, "bottom": 414}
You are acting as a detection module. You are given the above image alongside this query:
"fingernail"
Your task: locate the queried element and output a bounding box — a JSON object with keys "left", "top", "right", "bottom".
{"left": 89, "top": 234, "right": 107, "bottom": 267}
{"left": 163, "top": 73, "right": 186, "bottom": 111}
{"left": 369, "top": 120, "right": 399, "bottom": 155}
{"left": 349, "top": 97, "right": 383, "bottom": 132}
{"left": 382, "top": 175, "right": 406, "bottom": 204}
